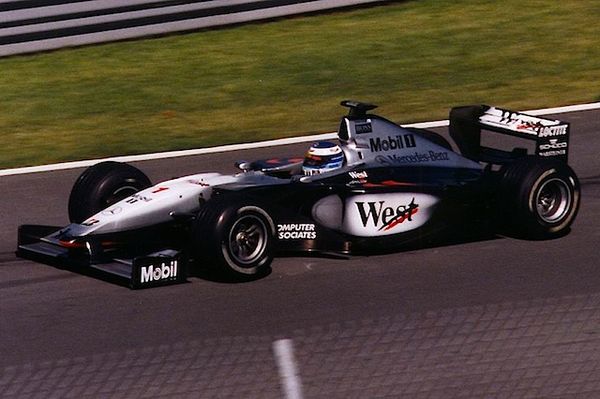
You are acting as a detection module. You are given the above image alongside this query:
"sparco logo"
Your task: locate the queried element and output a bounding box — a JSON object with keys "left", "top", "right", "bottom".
{"left": 369, "top": 134, "right": 416, "bottom": 152}
{"left": 140, "top": 261, "right": 178, "bottom": 283}
{"left": 539, "top": 139, "right": 567, "bottom": 150}
{"left": 355, "top": 198, "right": 419, "bottom": 232}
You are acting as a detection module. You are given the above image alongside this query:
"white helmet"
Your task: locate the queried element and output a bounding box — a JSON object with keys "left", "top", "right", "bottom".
{"left": 302, "top": 141, "right": 345, "bottom": 176}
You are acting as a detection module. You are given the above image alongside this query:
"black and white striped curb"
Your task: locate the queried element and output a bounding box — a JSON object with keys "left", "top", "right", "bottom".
{"left": 0, "top": 0, "right": 387, "bottom": 56}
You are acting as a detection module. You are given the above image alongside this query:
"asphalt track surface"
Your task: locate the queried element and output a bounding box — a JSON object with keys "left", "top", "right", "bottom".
{"left": 1, "top": 109, "right": 599, "bottom": 398}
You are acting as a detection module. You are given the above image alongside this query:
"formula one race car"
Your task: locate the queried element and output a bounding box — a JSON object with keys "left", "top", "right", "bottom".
{"left": 17, "top": 101, "right": 580, "bottom": 288}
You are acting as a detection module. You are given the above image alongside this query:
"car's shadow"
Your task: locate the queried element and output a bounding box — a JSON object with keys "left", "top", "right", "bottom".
{"left": 192, "top": 222, "right": 576, "bottom": 284}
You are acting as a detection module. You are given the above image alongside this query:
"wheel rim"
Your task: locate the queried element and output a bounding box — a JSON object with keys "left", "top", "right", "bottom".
{"left": 536, "top": 178, "right": 571, "bottom": 223}
{"left": 228, "top": 214, "right": 268, "bottom": 266}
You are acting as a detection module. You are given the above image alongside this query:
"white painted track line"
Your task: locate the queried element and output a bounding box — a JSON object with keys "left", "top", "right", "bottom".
{"left": 273, "top": 339, "right": 304, "bottom": 399}
{"left": 1, "top": 102, "right": 599, "bottom": 177}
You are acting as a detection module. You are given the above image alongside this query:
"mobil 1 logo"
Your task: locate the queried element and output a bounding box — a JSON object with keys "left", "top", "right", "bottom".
{"left": 370, "top": 134, "right": 416, "bottom": 153}
{"left": 132, "top": 253, "right": 185, "bottom": 289}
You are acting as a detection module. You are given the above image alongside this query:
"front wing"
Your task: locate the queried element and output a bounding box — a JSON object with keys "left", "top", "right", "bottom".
{"left": 16, "top": 225, "right": 187, "bottom": 289}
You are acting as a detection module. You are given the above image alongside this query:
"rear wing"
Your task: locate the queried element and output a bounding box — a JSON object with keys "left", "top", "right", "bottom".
{"left": 449, "top": 105, "right": 570, "bottom": 164}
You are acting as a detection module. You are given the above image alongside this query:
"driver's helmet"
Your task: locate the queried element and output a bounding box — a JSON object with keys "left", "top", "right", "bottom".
{"left": 302, "top": 141, "right": 345, "bottom": 176}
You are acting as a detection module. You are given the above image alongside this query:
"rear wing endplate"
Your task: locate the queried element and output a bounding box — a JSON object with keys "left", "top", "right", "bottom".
{"left": 449, "top": 105, "right": 570, "bottom": 164}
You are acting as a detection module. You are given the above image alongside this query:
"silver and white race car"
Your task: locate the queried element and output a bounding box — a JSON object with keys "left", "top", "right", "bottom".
{"left": 17, "top": 101, "right": 580, "bottom": 288}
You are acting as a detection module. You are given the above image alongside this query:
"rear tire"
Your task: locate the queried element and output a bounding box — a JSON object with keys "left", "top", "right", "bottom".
{"left": 191, "top": 199, "right": 274, "bottom": 280}
{"left": 68, "top": 161, "right": 152, "bottom": 223}
{"left": 499, "top": 156, "right": 580, "bottom": 239}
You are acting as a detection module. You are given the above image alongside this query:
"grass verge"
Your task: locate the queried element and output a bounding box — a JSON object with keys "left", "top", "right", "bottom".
{"left": 0, "top": 0, "right": 599, "bottom": 168}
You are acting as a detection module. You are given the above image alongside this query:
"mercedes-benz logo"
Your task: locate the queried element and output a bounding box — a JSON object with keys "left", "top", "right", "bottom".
{"left": 102, "top": 206, "right": 122, "bottom": 215}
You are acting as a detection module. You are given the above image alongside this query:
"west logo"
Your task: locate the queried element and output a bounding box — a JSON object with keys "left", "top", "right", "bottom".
{"left": 348, "top": 171, "right": 368, "bottom": 179}
{"left": 355, "top": 198, "right": 419, "bottom": 232}
{"left": 140, "top": 261, "right": 178, "bottom": 283}
{"left": 369, "top": 134, "right": 416, "bottom": 152}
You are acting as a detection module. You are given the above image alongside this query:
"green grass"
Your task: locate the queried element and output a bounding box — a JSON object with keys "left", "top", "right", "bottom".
{"left": 1, "top": 0, "right": 599, "bottom": 168}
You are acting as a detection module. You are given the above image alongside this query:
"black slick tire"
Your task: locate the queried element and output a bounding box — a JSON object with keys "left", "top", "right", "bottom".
{"left": 499, "top": 156, "right": 580, "bottom": 239}
{"left": 191, "top": 199, "right": 275, "bottom": 280}
{"left": 68, "top": 161, "right": 152, "bottom": 223}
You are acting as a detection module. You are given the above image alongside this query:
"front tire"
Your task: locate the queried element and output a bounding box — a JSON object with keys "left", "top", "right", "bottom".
{"left": 191, "top": 199, "right": 275, "bottom": 280}
{"left": 68, "top": 161, "right": 152, "bottom": 223}
{"left": 499, "top": 156, "right": 580, "bottom": 239}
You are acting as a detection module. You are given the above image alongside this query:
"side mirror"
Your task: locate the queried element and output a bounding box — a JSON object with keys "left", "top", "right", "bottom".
{"left": 235, "top": 161, "right": 253, "bottom": 172}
